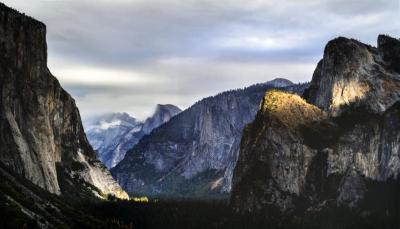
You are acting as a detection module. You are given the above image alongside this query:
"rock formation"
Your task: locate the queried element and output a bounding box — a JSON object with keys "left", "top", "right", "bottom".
{"left": 141, "top": 104, "right": 182, "bottom": 135}
{"left": 85, "top": 105, "right": 181, "bottom": 169}
{"left": 304, "top": 36, "right": 400, "bottom": 116}
{"left": 0, "top": 3, "right": 128, "bottom": 199}
{"left": 111, "top": 79, "right": 308, "bottom": 198}
{"left": 86, "top": 112, "right": 141, "bottom": 169}
{"left": 231, "top": 35, "right": 400, "bottom": 222}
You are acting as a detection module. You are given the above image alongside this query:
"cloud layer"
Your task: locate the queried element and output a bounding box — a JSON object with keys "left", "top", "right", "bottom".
{"left": 4, "top": 0, "right": 400, "bottom": 119}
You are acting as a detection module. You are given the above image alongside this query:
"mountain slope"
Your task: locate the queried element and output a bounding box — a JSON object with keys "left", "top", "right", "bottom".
{"left": 231, "top": 35, "right": 400, "bottom": 224}
{"left": 85, "top": 112, "right": 143, "bottom": 169}
{"left": 0, "top": 161, "right": 125, "bottom": 228}
{"left": 0, "top": 3, "right": 127, "bottom": 199}
{"left": 111, "top": 79, "right": 308, "bottom": 198}
{"left": 85, "top": 105, "right": 181, "bottom": 169}
{"left": 141, "top": 104, "right": 182, "bottom": 134}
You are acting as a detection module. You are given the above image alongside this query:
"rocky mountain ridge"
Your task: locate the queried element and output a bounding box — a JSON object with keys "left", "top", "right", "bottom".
{"left": 0, "top": 3, "right": 127, "bottom": 199}
{"left": 85, "top": 105, "right": 181, "bottom": 169}
{"left": 141, "top": 104, "right": 182, "bottom": 134}
{"left": 304, "top": 35, "right": 400, "bottom": 116}
{"left": 111, "top": 79, "right": 308, "bottom": 198}
{"left": 231, "top": 35, "right": 400, "bottom": 221}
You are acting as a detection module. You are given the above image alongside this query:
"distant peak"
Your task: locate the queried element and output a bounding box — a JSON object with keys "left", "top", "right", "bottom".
{"left": 106, "top": 112, "right": 134, "bottom": 120}
{"left": 117, "top": 112, "right": 133, "bottom": 119}
{"left": 154, "top": 104, "right": 182, "bottom": 115}
{"left": 89, "top": 112, "right": 137, "bottom": 126}
{"left": 156, "top": 104, "right": 168, "bottom": 108}
{"left": 265, "top": 78, "right": 294, "bottom": 88}
{"left": 156, "top": 103, "right": 181, "bottom": 109}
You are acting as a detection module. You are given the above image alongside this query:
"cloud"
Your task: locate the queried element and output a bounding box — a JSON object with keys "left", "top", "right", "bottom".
{"left": 2, "top": 0, "right": 399, "bottom": 119}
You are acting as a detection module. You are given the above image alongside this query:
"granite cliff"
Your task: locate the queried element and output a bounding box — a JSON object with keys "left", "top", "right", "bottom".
{"left": 112, "top": 79, "right": 308, "bottom": 198}
{"left": 0, "top": 3, "right": 127, "bottom": 199}
{"left": 141, "top": 104, "right": 182, "bottom": 135}
{"left": 231, "top": 35, "right": 400, "bottom": 224}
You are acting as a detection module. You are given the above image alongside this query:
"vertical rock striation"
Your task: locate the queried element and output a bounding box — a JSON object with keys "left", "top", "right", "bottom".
{"left": 232, "top": 91, "right": 326, "bottom": 212}
{"left": 231, "top": 35, "right": 400, "bottom": 221}
{"left": 112, "top": 79, "right": 308, "bottom": 198}
{"left": 303, "top": 36, "right": 400, "bottom": 116}
{"left": 0, "top": 3, "right": 127, "bottom": 199}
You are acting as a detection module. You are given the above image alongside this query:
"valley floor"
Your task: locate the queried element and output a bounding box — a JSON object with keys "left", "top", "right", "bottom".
{"left": 1, "top": 162, "right": 399, "bottom": 229}
{"left": 83, "top": 198, "right": 400, "bottom": 229}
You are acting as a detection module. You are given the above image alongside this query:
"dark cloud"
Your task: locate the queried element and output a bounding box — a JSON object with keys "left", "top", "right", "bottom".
{"left": 3, "top": 0, "right": 399, "bottom": 119}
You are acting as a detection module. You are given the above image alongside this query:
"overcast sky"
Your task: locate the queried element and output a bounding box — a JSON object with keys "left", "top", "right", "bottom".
{"left": 3, "top": 0, "right": 400, "bottom": 120}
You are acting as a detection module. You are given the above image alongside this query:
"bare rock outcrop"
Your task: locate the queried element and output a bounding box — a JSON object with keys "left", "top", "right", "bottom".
{"left": 304, "top": 36, "right": 400, "bottom": 116}
{"left": 231, "top": 35, "right": 400, "bottom": 222}
{"left": 111, "top": 79, "right": 307, "bottom": 198}
{"left": 0, "top": 3, "right": 127, "bottom": 199}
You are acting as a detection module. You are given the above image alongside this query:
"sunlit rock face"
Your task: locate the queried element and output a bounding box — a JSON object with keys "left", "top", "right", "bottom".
{"left": 232, "top": 91, "right": 326, "bottom": 212}
{"left": 231, "top": 35, "right": 400, "bottom": 218}
{"left": 304, "top": 36, "right": 400, "bottom": 116}
{"left": 85, "top": 105, "right": 181, "bottom": 169}
{"left": 111, "top": 79, "right": 308, "bottom": 198}
{"left": 0, "top": 3, "right": 127, "bottom": 199}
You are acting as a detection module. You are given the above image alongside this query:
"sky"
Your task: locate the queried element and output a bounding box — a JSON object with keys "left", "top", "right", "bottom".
{"left": 3, "top": 0, "right": 400, "bottom": 120}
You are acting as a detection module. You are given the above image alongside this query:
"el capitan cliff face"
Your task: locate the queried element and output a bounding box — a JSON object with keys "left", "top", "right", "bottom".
{"left": 231, "top": 35, "right": 400, "bottom": 218}
{"left": 0, "top": 3, "right": 127, "bottom": 199}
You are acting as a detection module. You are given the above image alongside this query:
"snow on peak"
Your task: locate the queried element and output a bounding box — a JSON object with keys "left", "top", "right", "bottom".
{"left": 99, "top": 120, "right": 122, "bottom": 130}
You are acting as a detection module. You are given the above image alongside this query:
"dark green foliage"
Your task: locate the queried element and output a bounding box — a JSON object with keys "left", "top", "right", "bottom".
{"left": 1, "top": 159, "right": 398, "bottom": 229}
{"left": 0, "top": 162, "right": 131, "bottom": 229}
{"left": 0, "top": 193, "right": 39, "bottom": 229}
{"left": 131, "top": 169, "right": 228, "bottom": 199}
{"left": 84, "top": 199, "right": 238, "bottom": 229}
{"left": 81, "top": 196, "right": 400, "bottom": 229}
